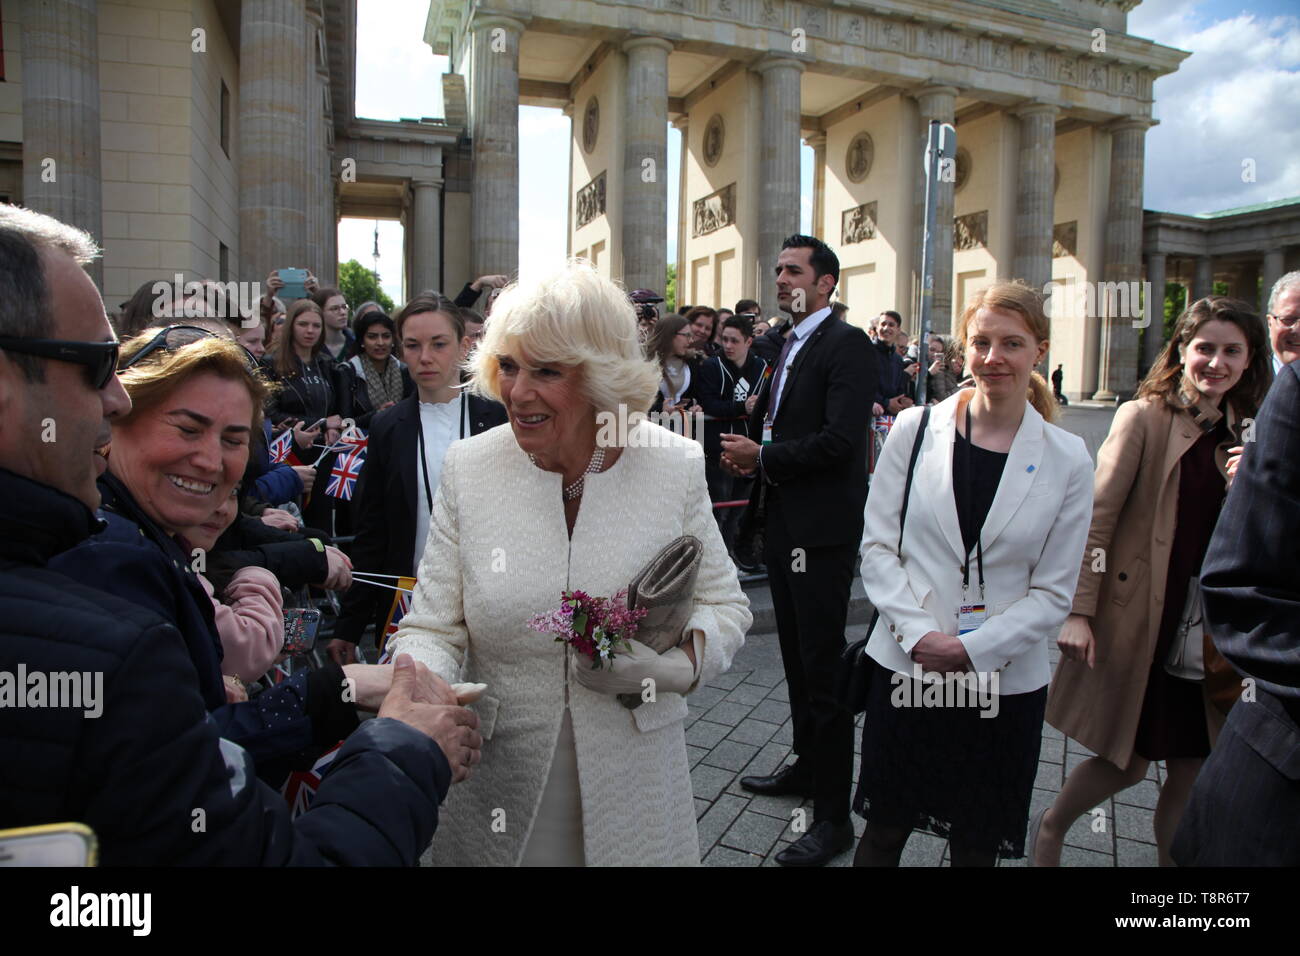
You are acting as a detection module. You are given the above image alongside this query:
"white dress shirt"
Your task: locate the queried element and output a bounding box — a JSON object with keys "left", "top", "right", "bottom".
{"left": 413, "top": 394, "right": 463, "bottom": 559}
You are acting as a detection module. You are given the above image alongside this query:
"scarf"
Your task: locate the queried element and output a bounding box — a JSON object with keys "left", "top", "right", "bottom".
{"left": 362, "top": 355, "right": 404, "bottom": 409}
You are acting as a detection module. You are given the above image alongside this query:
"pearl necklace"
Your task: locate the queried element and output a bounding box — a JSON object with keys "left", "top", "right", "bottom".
{"left": 530, "top": 447, "right": 606, "bottom": 501}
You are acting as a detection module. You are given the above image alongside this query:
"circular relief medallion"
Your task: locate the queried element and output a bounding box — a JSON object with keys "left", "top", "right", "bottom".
{"left": 845, "top": 132, "right": 874, "bottom": 183}
{"left": 703, "top": 114, "right": 725, "bottom": 167}
{"left": 582, "top": 97, "right": 599, "bottom": 154}
{"left": 955, "top": 148, "right": 972, "bottom": 193}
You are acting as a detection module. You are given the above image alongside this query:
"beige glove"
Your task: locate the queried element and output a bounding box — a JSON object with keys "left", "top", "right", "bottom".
{"left": 570, "top": 640, "right": 696, "bottom": 698}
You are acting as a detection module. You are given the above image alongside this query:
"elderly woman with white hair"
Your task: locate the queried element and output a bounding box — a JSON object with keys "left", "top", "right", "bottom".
{"left": 386, "top": 261, "right": 751, "bottom": 866}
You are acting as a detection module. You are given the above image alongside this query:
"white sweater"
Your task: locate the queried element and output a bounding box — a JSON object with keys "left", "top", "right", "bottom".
{"left": 388, "top": 419, "right": 751, "bottom": 865}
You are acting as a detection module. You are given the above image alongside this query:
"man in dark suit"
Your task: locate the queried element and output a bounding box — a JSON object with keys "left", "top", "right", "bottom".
{"left": 1173, "top": 360, "right": 1300, "bottom": 866}
{"left": 721, "top": 234, "right": 876, "bottom": 865}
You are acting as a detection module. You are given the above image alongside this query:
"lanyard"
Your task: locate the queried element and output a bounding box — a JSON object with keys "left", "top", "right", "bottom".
{"left": 417, "top": 396, "right": 468, "bottom": 514}
{"left": 960, "top": 401, "right": 985, "bottom": 595}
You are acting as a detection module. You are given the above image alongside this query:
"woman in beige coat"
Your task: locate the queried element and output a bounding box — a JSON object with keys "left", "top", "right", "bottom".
{"left": 386, "top": 262, "right": 751, "bottom": 866}
{"left": 1032, "top": 296, "right": 1272, "bottom": 866}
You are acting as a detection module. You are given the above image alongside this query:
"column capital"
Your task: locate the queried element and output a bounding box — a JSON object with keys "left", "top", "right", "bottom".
{"left": 1105, "top": 115, "right": 1155, "bottom": 134}
{"left": 622, "top": 36, "right": 674, "bottom": 56}
{"left": 469, "top": 15, "right": 527, "bottom": 36}
{"left": 1011, "top": 99, "right": 1061, "bottom": 119}
{"left": 803, "top": 132, "right": 827, "bottom": 148}
{"left": 752, "top": 55, "right": 806, "bottom": 76}
{"left": 912, "top": 84, "right": 959, "bottom": 103}
{"left": 562, "top": 100, "right": 575, "bottom": 117}
{"left": 671, "top": 115, "right": 689, "bottom": 131}
{"left": 411, "top": 178, "right": 444, "bottom": 190}
{"left": 1146, "top": 250, "right": 1167, "bottom": 264}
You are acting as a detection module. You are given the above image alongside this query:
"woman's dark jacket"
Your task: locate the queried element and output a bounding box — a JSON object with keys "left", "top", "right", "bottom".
{"left": 262, "top": 353, "right": 343, "bottom": 428}
{"left": 337, "top": 355, "right": 415, "bottom": 430}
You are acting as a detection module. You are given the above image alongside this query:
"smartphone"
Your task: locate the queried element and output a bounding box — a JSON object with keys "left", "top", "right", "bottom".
{"left": 303, "top": 417, "right": 327, "bottom": 432}
{"left": 0, "top": 823, "right": 98, "bottom": 867}
{"left": 278, "top": 267, "right": 309, "bottom": 303}
{"left": 282, "top": 607, "right": 322, "bottom": 655}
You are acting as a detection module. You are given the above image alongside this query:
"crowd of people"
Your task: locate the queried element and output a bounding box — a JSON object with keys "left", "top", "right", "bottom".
{"left": 0, "top": 198, "right": 1297, "bottom": 868}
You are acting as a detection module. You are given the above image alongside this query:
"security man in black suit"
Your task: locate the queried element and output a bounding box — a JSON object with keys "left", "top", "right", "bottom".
{"left": 722, "top": 235, "right": 876, "bottom": 866}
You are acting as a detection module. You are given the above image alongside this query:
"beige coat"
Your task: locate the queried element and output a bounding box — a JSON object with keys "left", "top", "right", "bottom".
{"left": 1045, "top": 395, "right": 1238, "bottom": 769}
{"left": 387, "top": 421, "right": 751, "bottom": 865}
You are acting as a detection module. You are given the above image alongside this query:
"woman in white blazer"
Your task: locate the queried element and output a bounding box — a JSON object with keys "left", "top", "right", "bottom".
{"left": 386, "top": 262, "right": 751, "bottom": 866}
{"left": 854, "top": 280, "right": 1094, "bottom": 866}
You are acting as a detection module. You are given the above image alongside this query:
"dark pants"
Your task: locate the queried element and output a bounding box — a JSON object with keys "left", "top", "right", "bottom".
{"left": 705, "top": 455, "right": 751, "bottom": 554}
{"left": 763, "top": 490, "right": 856, "bottom": 824}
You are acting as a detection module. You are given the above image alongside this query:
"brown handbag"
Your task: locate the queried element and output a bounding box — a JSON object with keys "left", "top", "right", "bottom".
{"left": 618, "top": 535, "right": 704, "bottom": 709}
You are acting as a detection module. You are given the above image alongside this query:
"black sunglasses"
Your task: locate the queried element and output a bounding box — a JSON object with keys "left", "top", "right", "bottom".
{"left": 119, "top": 324, "right": 258, "bottom": 373}
{"left": 0, "top": 336, "right": 121, "bottom": 389}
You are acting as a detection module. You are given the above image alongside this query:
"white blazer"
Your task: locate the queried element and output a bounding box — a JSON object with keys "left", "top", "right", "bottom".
{"left": 860, "top": 390, "right": 1094, "bottom": 695}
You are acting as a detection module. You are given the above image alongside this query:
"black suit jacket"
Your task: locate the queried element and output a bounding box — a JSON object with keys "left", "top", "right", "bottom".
{"left": 334, "top": 393, "right": 508, "bottom": 645}
{"left": 743, "top": 313, "right": 876, "bottom": 549}
{"left": 1173, "top": 361, "right": 1300, "bottom": 865}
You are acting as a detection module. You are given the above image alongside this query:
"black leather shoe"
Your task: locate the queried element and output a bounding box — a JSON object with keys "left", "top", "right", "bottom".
{"left": 739, "top": 764, "right": 814, "bottom": 797}
{"left": 775, "top": 819, "right": 854, "bottom": 867}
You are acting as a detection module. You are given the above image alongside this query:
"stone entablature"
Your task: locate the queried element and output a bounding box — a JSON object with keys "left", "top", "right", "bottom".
{"left": 1145, "top": 201, "right": 1300, "bottom": 260}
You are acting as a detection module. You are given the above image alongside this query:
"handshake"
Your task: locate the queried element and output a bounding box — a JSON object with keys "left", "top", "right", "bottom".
{"left": 344, "top": 655, "right": 483, "bottom": 783}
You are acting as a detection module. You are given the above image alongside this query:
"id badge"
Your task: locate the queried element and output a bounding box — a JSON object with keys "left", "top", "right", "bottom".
{"left": 957, "top": 601, "right": 987, "bottom": 636}
{"left": 761, "top": 421, "right": 773, "bottom": 446}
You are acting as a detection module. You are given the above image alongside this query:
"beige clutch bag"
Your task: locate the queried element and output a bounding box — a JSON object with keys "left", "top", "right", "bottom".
{"left": 618, "top": 535, "right": 703, "bottom": 709}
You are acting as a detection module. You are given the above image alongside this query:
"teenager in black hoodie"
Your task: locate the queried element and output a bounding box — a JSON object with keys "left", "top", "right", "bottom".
{"left": 695, "top": 314, "right": 769, "bottom": 554}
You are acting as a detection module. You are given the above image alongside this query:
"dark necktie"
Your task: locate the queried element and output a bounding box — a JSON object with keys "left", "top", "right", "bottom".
{"left": 766, "top": 331, "right": 798, "bottom": 421}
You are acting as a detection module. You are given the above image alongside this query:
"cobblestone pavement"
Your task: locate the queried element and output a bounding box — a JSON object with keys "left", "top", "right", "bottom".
{"left": 691, "top": 403, "right": 1154, "bottom": 866}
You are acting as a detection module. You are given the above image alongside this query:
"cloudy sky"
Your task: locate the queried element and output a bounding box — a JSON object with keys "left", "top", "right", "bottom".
{"left": 344, "top": 0, "right": 1299, "bottom": 303}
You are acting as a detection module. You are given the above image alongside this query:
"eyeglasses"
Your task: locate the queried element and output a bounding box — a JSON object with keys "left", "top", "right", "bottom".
{"left": 1269, "top": 314, "right": 1300, "bottom": 329}
{"left": 119, "top": 325, "right": 258, "bottom": 373}
{"left": 0, "top": 336, "right": 121, "bottom": 389}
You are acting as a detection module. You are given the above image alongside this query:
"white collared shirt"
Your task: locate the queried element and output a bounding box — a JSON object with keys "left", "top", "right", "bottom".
{"left": 413, "top": 393, "right": 463, "bottom": 560}
{"left": 768, "top": 305, "right": 832, "bottom": 421}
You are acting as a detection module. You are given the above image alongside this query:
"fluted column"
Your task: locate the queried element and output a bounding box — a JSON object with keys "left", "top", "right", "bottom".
{"left": 673, "top": 116, "right": 688, "bottom": 307}
{"left": 1011, "top": 102, "right": 1059, "bottom": 293}
{"left": 21, "top": 0, "right": 102, "bottom": 286}
{"left": 1192, "top": 255, "right": 1214, "bottom": 301}
{"left": 620, "top": 37, "right": 672, "bottom": 295}
{"left": 238, "top": 0, "right": 310, "bottom": 281}
{"left": 1142, "top": 251, "right": 1167, "bottom": 373}
{"left": 754, "top": 57, "right": 804, "bottom": 316}
{"left": 1262, "top": 249, "right": 1286, "bottom": 313}
{"left": 563, "top": 101, "right": 575, "bottom": 258}
{"left": 411, "top": 180, "right": 443, "bottom": 296}
{"left": 470, "top": 16, "right": 525, "bottom": 279}
{"left": 805, "top": 133, "right": 827, "bottom": 240}
{"left": 913, "top": 85, "right": 958, "bottom": 332}
{"left": 1093, "top": 118, "right": 1150, "bottom": 401}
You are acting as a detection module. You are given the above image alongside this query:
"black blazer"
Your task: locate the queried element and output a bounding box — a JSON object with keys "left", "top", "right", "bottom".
{"left": 334, "top": 392, "right": 508, "bottom": 645}
{"left": 1174, "top": 361, "right": 1300, "bottom": 866}
{"left": 743, "top": 313, "right": 876, "bottom": 549}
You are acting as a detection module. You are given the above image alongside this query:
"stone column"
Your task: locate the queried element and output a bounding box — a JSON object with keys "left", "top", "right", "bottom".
{"left": 410, "top": 180, "right": 443, "bottom": 296}
{"left": 1262, "top": 248, "right": 1286, "bottom": 313}
{"left": 1142, "top": 251, "right": 1167, "bottom": 373}
{"left": 1011, "top": 102, "right": 1059, "bottom": 294}
{"left": 805, "top": 133, "right": 827, "bottom": 239}
{"left": 1230, "top": 261, "right": 1259, "bottom": 306}
{"left": 563, "top": 101, "right": 575, "bottom": 258}
{"left": 238, "top": 0, "right": 310, "bottom": 281}
{"left": 913, "top": 85, "right": 958, "bottom": 332}
{"left": 621, "top": 37, "right": 673, "bottom": 295}
{"left": 1093, "top": 118, "right": 1149, "bottom": 401}
{"left": 673, "top": 116, "right": 689, "bottom": 307}
{"left": 470, "top": 16, "right": 525, "bottom": 279}
{"left": 20, "top": 0, "right": 103, "bottom": 286}
{"left": 1192, "top": 255, "right": 1214, "bottom": 301}
{"left": 754, "top": 57, "right": 805, "bottom": 317}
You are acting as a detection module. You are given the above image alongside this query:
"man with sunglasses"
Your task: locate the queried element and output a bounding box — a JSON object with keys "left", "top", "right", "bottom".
{"left": 0, "top": 204, "right": 478, "bottom": 865}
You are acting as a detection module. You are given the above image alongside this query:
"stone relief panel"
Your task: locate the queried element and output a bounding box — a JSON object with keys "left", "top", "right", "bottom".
{"left": 693, "top": 183, "right": 736, "bottom": 237}
{"left": 760, "top": 0, "right": 781, "bottom": 25}
{"left": 844, "top": 14, "right": 864, "bottom": 43}
{"left": 1053, "top": 221, "right": 1078, "bottom": 259}
{"left": 846, "top": 132, "right": 874, "bottom": 183}
{"left": 577, "top": 171, "right": 606, "bottom": 228}
{"left": 954, "top": 210, "right": 987, "bottom": 251}
{"left": 842, "top": 201, "right": 878, "bottom": 245}
{"left": 703, "top": 114, "right": 725, "bottom": 167}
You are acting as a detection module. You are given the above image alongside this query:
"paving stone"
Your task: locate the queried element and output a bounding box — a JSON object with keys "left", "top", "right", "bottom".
{"left": 1060, "top": 844, "right": 1115, "bottom": 867}
{"left": 1034, "top": 760, "right": 1063, "bottom": 791}
{"left": 690, "top": 763, "right": 736, "bottom": 802}
{"left": 696, "top": 793, "right": 748, "bottom": 849}
{"left": 772, "top": 718, "right": 794, "bottom": 744}
{"left": 746, "top": 791, "right": 804, "bottom": 820}
{"left": 1066, "top": 738, "right": 1097, "bottom": 757}
{"left": 750, "top": 698, "right": 792, "bottom": 725}
{"left": 724, "top": 683, "right": 769, "bottom": 706}
{"left": 688, "top": 685, "right": 728, "bottom": 709}
{"left": 728, "top": 717, "right": 780, "bottom": 746}
{"left": 1064, "top": 752, "right": 1096, "bottom": 774}
{"left": 703, "top": 845, "right": 762, "bottom": 867}
{"left": 702, "top": 738, "right": 760, "bottom": 772}
{"left": 1115, "top": 778, "right": 1161, "bottom": 810}
{"left": 686, "top": 744, "right": 709, "bottom": 769}
{"left": 746, "top": 667, "right": 786, "bottom": 687}
{"left": 694, "top": 797, "right": 709, "bottom": 819}
{"left": 685, "top": 719, "right": 730, "bottom": 749}
{"left": 1040, "top": 723, "right": 1065, "bottom": 740}
{"left": 899, "top": 830, "right": 946, "bottom": 867}
{"left": 1117, "top": 837, "right": 1159, "bottom": 867}
{"left": 1063, "top": 809, "right": 1114, "bottom": 855}
{"left": 706, "top": 670, "right": 748, "bottom": 691}
{"left": 1038, "top": 736, "right": 1065, "bottom": 764}
{"left": 766, "top": 683, "right": 790, "bottom": 703}
{"left": 705, "top": 700, "right": 754, "bottom": 726}
{"left": 1115, "top": 803, "right": 1156, "bottom": 844}
{"left": 721, "top": 809, "right": 791, "bottom": 856}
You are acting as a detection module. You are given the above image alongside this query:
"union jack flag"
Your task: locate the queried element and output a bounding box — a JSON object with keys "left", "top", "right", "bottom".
{"left": 268, "top": 428, "right": 297, "bottom": 465}
{"left": 325, "top": 444, "right": 365, "bottom": 500}
{"left": 376, "top": 576, "right": 416, "bottom": 664}
{"left": 280, "top": 741, "right": 345, "bottom": 818}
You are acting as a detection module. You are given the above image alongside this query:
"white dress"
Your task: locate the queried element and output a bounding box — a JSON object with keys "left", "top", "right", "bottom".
{"left": 388, "top": 420, "right": 751, "bottom": 866}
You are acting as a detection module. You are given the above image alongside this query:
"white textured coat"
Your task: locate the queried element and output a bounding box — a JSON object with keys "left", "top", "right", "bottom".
{"left": 387, "top": 420, "right": 751, "bottom": 865}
